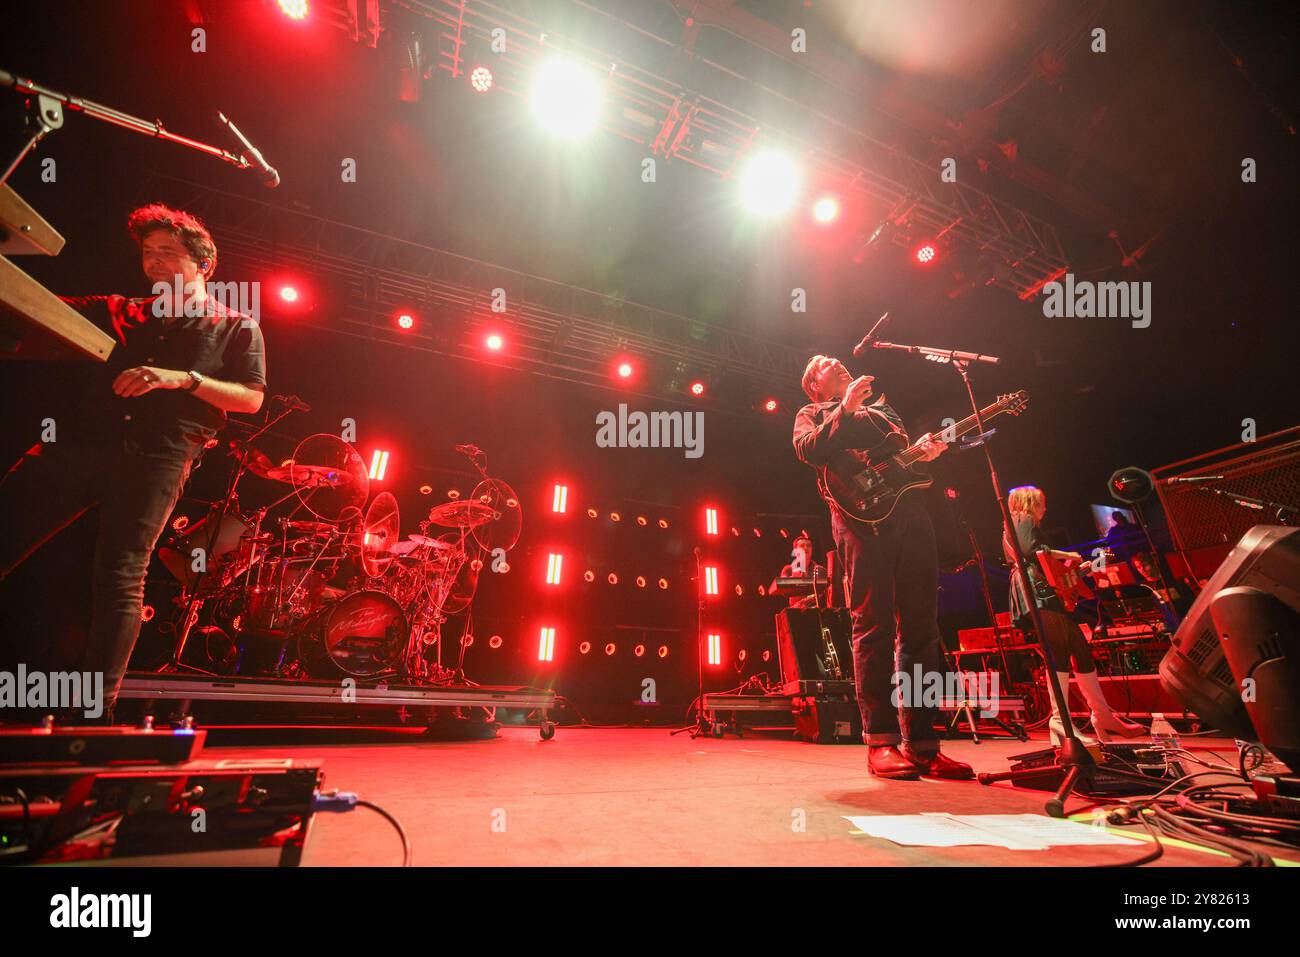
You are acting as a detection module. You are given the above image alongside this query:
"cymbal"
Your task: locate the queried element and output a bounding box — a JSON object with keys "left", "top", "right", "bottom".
{"left": 471, "top": 478, "right": 522, "bottom": 552}
{"left": 427, "top": 499, "right": 497, "bottom": 529}
{"left": 230, "top": 439, "right": 277, "bottom": 479}
{"left": 289, "top": 433, "right": 369, "bottom": 522}
{"left": 359, "top": 491, "right": 400, "bottom": 578}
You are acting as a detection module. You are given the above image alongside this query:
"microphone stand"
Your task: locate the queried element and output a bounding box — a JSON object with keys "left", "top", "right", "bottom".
{"left": 872, "top": 339, "right": 1095, "bottom": 817}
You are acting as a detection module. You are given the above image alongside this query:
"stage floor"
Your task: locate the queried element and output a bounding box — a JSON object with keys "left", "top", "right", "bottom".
{"left": 184, "top": 725, "right": 1283, "bottom": 867}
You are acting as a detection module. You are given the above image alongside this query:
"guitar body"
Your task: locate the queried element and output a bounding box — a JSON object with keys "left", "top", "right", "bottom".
{"left": 819, "top": 445, "right": 933, "bottom": 525}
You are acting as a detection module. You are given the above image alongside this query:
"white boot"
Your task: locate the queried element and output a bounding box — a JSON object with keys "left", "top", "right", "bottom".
{"left": 1074, "top": 670, "right": 1145, "bottom": 742}
{"left": 1047, "top": 672, "right": 1094, "bottom": 746}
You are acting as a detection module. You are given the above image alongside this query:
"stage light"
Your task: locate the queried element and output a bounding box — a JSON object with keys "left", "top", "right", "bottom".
{"left": 738, "top": 150, "right": 801, "bottom": 217}
{"left": 604, "top": 643, "right": 616, "bottom": 656}
{"left": 734, "top": 585, "right": 744, "bottom": 596}
{"left": 538, "top": 626, "right": 556, "bottom": 662}
{"left": 368, "top": 449, "right": 390, "bottom": 481}
{"left": 636, "top": 515, "right": 647, "bottom": 526}
{"left": 634, "top": 644, "right": 646, "bottom": 658}
{"left": 485, "top": 332, "right": 504, "bottom": 351}
{"left": 489, "top": 635, "right": 503, "bottom": 649}
{"left": 658, "top": 578, "right": 669, "bottom": 590}
{"left": 707, "top": 633, "right": 722, "bottom": 666}
{"left": 913, "top": 241, "right": 939, "bottom": 265}
{"left": 690, "top": 381, "right": 705, "bottom": 397}
{"left": 705, "top": 507, "right": 719, "bottom": 536}
{"left": 738, "top": 649, "right": 748, "bottom": 662}
{"left": 396, "top": 312, "right": 415, "bottom": 330}
{"left": 812, "top": 195, "right": 840, "bottom": 223}
{"left": 279, "top": 285, "right": 300, "bottom": 303}
{"left": 616, "top": 360, "right": 634, "bottom": 380}
{"left": 545, "top": 552, "right": 563, "bottom": 586}
{"left": 579, "top": 641, "right": 592, "bottom": 655}
{"left": 277, "top": 0, "right": 308, "bottom": 20}
{"left": 470, "top": 65, "right": 494, "bottom": 93}
{"left": 658, "top": 645, "right": 669, "bottom": 659}
{"left": 141, "top": 604, "right": 155, "bottom": 622}
{"left": 447, "top": 488, "right": 461, "bottom": 499}
{"left": 610, "top": 511, "right": 621, "bottom": 522}
{"left": 584, "top": 570, "right": 595, "bottom": 582}
{"left": 704, "top": 565, "right": 719, "bottom": 595}
{"left": 607, "top": 572, "right": 619, "bottom": 585}
{"left": 586, "top": 507, "right": 598, "bottom": 519}
{"left": 752, "top": 528, "right": 762, "bottom": 537}
{"left": 529, "top": 57, "right": 603, "bottom": 139}
{"left": 636, "top": 576, "right": 646, "bottom": 588}
{"left": 763, "top": 398, "right": 778, "bottom": 413}
{"left": 779, "top": 528, "right": 789, "bottom": 538}
{"left": 552, "top": 484, "right": 569, "bottom": 514}
{"left": 658, "top": 518, "right": 669, "bottom": 529}
{"left": 419, "top": 485, "right": 432, "bottom": 495}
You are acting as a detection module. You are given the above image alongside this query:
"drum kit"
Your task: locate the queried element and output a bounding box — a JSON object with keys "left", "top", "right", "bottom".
{"left": 157, "top": 429, "right": 520, "bottom": 685}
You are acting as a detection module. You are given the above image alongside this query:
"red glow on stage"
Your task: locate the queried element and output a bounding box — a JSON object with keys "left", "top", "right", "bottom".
{"left": 538, "top": 626, "right": 556, "bottom": 662}
{"left": 658, "top": 578, "right": 669, "bottom": 590}
{"left": 470, "top": 66, "right": 494, "bottom": 93}
{"left": 945, "top": 487, "right": 959, "bottom": 500}
{"left": 552, "top": 483, "right": 568, "bottom": 513}
{"left": 913, "top": 241, "right": 939, "bottom": 265}
{"left": 485, "top": 333, "right": 504, "bottom": 351}
{"left": 658, "top": 645, "right": 669, "bottom": 659}
{"left": 277, "top": 0, "right": 309, "bottom": 20}
{"left": 368, "top": 449, "right": 390, "bottom": 481}
{"left": 812, "top": 195, "right": 840, "bottom": 224}
{"left": 396, "top": 313, "right": 415, "bottom": 330}
{"left": 704, "top": 565, "right": 719, "bottom": 595}
{"left": 604, "top": 643, "right": 616, "bottom": 656}
{"left": 607, "top": 572, "right": 619, "bottom": 585}
{"left": 545, "top": 552, "right": 563, "bottom": 585}
{"left": 616, "top": 359, "right": 635, "bottom": 380}
{"left": 279, "top": 285, "right": 300, "bottom": 303}
{"left": 635, "top": 576, "right": 646, "bottom": 588}
{"left": 763, "top": 398, "right": 778, "bottom": 413}
{"left": 579, "top": 641, "right": 591, "bottom": 655}
{"left": 634, "top": 644, "right": 645, "bottom": 657}
{"left": 583, "top": 570, "right": 595, "bottom": 582}
{"left": 707, "top": 633, "right": 722, "bottom": 666}
{"left": 690, "top": 381, "right": 705, "bottom": 396}
{"left": 489, "top": 635, "right": 503, "bottom": 649}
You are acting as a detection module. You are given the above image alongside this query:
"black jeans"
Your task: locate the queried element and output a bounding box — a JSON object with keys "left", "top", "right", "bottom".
{"left": 831, "top": 494, "right": 948, "bottom": 750}
{"left": 0, "top": 438, "right": 191, "bottom": 710}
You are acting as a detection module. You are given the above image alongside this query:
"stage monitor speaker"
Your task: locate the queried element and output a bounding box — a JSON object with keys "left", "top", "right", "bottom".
{"left": 1159, "top": 525, "right": 1300, "bottom": 771}
{"left": 775, "top": 606, "right": 854, "bottom": 686}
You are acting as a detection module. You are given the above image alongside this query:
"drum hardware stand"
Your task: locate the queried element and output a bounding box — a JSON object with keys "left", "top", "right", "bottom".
{"left": 871, "top": 339, "right": 1094, "bottom": 817}
{"left": 671, "top": 548, "right": 713, "bottom": 738}
{"left": 156, "top": 403, "right": 298, "bottom": 675}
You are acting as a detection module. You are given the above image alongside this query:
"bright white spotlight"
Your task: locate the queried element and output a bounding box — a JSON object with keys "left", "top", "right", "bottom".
{"left": 529, "top": 58, "right": 603, "bottom": 139}
{"left": 738, "top": 150, "right": 802, "bottom": 217}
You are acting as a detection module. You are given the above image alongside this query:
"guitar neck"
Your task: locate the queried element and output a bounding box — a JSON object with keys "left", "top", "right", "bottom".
{"left": 897, "top": 402, "right": 1007, "bottom": 466}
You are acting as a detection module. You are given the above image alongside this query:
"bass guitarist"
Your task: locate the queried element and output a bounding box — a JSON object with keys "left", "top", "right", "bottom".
{"left": 792, "top": 355, "right": 973, "bottom": 780}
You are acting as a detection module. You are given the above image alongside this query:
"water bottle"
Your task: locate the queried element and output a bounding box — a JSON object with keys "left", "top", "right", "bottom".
{"left": 1149, "top": 712, "right": 1180, "bottom": 750}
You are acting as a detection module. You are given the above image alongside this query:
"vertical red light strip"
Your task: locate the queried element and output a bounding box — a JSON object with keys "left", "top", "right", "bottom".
{"left": 545, "top": 552, "right": 563, "bottom": 585}
{"left": 538, "top": 626, "right": 556, "bottom": 662}
{"left": 552, "top": 484, "right": 568, "bottom": 513}
{"left": 707, "top": 633, "right": 721, "bottom": 666}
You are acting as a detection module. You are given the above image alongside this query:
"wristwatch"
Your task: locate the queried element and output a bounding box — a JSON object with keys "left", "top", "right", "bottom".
{"left": 186, "top": 370, "right": 204, "bottom": 392}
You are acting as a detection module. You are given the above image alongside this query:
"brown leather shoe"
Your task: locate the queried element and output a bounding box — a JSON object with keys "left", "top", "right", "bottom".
{"left": 904, "top": 747, "right": 975, "bottom": 780}
{"left": 867, "top": 745, "right": 922, "bottom": 780}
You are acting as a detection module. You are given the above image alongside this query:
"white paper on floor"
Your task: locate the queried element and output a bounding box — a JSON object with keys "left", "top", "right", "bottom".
{"left": 843, "top": 813, "right": 1144, "bottom": 850}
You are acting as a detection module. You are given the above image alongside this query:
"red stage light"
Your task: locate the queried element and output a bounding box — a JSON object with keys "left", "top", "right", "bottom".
{"left": 634, "top": 644, "right": 646, "bottom": 657}
{"left": 607, "top": 572, "right": 619, "bottom": 585}
{"left": 545, "top": 552, "right": 563, "bottom": 586}
{"left": 584, "top": 570, "right": 595, "bottom": 582}
{"left": 610, "top": 511, "right": 621, "bottom": 522}
{"left": 470, "top": 65, "right": 494, "bottom": 93}
{"left": 485, "top": 333, "right": 504, "bottom": 351}
{"left": 279, "top": 285, "right": 299, "bottom": 303}
{"left": 704, "top": 507, "right": 719, "bottom": 536}
{"left": 704, "top": 565, "right": 719, "bottom": 595}
{"left": 579, "top": 641, "right": 592, "bottom": 655}
{"left": 586, "top": 507, "right": 598, "bottom": 519}
{"left": 658, "top": 578, "right": 669, "bottom": 590}
{"left": 604, "top": 643, "right": 617, "bottom": 656}
{"left": 812, "top": 195, "right": 840, "bottom": 224}
{"left": 763, "top": 398, "right": 778, "bottom": 413}
{"left": 636, "top": 515, "right": 647, "bottom": 526}
{"left": 658, "top": 645, "right": 669, "bottom": 659}
{"left": 616, "top": 360, "right": 634, "bottom": 379}
{"left": 277, "top": 0, "right": 309, "bottom": 20}
{"left": 552, "top": 484, "right": 569, "bottom": 513}
{"left": 396, "top": 313, "right": 415, "bottom": 330}
{"left": 368, "top": 449, "right": 390, "bottom": 481}
{"left": 707, "top": 633, "right": 722, "bottom": 666}
{"left": 690, "top": 381, "right": 705, "bottom": 396}
{"left": 489, "top": 635, "right": 503, "bottom": 649}
{"left": 635, "top": 576, "right": 646, "bottom": 588}
{"left": 913, "top": 241, "right": 939, "bottom": 265}
{"left": 538, "top": 626, "right": 556, "bottom": 662}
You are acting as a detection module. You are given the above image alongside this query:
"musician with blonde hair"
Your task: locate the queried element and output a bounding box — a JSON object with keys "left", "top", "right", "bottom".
{"left": 1004, "top": 485, "right": 1144, "bottom": 744}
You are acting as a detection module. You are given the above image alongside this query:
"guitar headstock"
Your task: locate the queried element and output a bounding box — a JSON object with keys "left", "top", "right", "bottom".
{"left": 996, "top": 391, "right": 1029, "bottom": 417}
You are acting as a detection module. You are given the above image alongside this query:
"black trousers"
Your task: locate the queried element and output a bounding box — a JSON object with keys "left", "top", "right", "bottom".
{"left": 831, "top": 494, "right": 948, "bottom": 749}
{"left": 0, "top": 437, "right": 191, "bottom": 710}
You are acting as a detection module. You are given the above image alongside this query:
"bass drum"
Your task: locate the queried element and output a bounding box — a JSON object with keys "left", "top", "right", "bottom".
{"left": 302, "top": 590, "right": 408, "bottom": 677}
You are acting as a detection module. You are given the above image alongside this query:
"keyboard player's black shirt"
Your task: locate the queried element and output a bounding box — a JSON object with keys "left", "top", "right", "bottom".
{"left": 59, "top": 294, "right": 267, "bottom": 460}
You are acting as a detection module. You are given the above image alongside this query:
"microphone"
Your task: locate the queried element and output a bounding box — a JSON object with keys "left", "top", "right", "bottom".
{"left": 852, "top": 312, "right": 890, "bottom": 357}
{"left": 1166, "top": 475, "right": 1224, "bottom": 485}
{"left": 274, "top": 394, "right": 311, "bottom": 412}
{"left": 218, "top": 112, "right": 280, "bottom": 188}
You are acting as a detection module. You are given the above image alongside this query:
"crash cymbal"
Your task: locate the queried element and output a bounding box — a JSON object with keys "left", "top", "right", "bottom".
{"left": 230, "top": 439, "right": 277, "bottom": 479}
{"left": 359, "top": 491, "right": 400, "bottom": 578}
{"left": 288, "top": 433, "right": 369, "bottom": 522}
{"left": 427, "top": 499, "right": 496, "bottom": 529}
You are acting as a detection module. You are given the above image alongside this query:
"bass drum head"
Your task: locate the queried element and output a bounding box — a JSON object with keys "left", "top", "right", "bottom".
{"left": 320, "top": 590, "right": 407, "bottom": 676}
